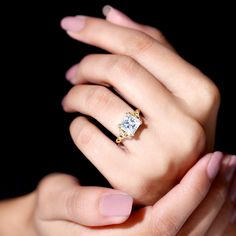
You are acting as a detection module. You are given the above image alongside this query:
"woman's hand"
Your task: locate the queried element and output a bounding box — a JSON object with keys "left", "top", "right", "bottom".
{"left": 61, "top": 7, "right": 220, "bottom": 205}
{"left": 0, "top": 153, "right": 235, "bottom": 235}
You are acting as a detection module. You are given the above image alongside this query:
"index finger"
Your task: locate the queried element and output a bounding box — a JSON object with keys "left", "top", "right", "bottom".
{"left": 61, "top": 16, "right": 210, "bottom": 102}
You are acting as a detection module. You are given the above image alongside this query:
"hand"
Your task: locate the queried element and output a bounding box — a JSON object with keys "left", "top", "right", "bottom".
{"left": 61, "top": 6, "right": 220, "bottom": 205}
{"left": 0, "top": 153, "right": 235, "bottom": 235}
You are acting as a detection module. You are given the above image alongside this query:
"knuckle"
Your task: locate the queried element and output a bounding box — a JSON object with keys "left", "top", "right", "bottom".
{"left": 133, "top": 179, "right": 154, "bottom": 202}
{"left": 129, "top": 175, "right": 163, "bottom": 205}
{"left": 207, "top": 83, "right": 221, "bottom": 108}
{"left": 109, "top": 56, "right": 137, "bottom": 76}
{"left": 150, "top": 214, "right": 178, "bottom": 236}
{"left": 147, "top": 27, "right": 166, "bottom": 42}
{"left": 86, "top": 86, "right": 114, "bottom": 112}
{"left": 200, "top": 81, "right": 221, "bottom": 111}
{"left": 64, "top": 188, "right": 81, "bottom": 220}
{"left": 182, "top": 119, "right": 206, "bottom": 157}
{"left": 37, "top": 175, "right": 58, "bottom": 200}
{"left": 36, "top": 174, "right": 64, "bottom": 214}
{"left": 125, "top": 31, "right": 155, "bottom": 55}
{"left": 79, "top": 54, "right": 96, "bottom": 67}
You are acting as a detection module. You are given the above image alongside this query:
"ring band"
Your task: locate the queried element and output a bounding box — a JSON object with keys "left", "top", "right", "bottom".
{"left": 116, "top": 109, "right": 142, "bottom": 144}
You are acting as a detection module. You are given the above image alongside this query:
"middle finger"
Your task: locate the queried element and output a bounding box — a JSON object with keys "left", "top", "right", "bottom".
{"left": 66, "top": 54, "right": 174, "bottom": 120}
{"left": 63, "top": 84, "right": 136, "bottom": 139}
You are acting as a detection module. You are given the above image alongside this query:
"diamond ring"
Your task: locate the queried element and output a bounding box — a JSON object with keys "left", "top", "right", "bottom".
{"left": 116, "top": 109, "right": 142, "bottom": 144}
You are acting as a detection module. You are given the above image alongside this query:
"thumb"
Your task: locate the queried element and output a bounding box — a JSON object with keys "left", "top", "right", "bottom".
{"left": 36, "top": 174, "right": 133, "bottom": 227}
{"left": 149, "top": 152, "right": 223, "bottom": 235}
{"left": 102, "top": 5, "right": 174, "bottom": 50}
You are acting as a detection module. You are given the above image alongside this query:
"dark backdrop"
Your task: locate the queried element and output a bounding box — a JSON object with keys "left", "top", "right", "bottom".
{"left": 1, "top": 1, "right": 235, "bottom": 199}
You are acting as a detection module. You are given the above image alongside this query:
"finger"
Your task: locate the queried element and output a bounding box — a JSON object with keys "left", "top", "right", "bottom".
{"left": 69, "top": 116, "right": 128, "bottom": 175}
{"left": 223, "top": 211, "right": 236, "bottom": 236}
{"left": 86, "top": 152, "right": 223, "bottom": 236}
{"left": 63, "top": 152, "right": 223, "bottom": 236}
{"left": 178, "top": 154, "right": 236, "bottom": 236}
{"left": 65, "top": 54, "right": 174, "bottom": 119}
{"left": 60, "top": 16, "right": 213, "bottom": 104}
{"left": 37, "top": 174, "right": 133, "bottom": 227}
{"left": 206, "top": 169, "right": 236, "bottom": 236}
{"left": 102, "top": 5, "right": 175, "bottom": 51}
{"left": 62, "top": 84, "right": 134, "bottom": 137}
{"left": 149, "top": 152, "right": 223, "bottom": 235}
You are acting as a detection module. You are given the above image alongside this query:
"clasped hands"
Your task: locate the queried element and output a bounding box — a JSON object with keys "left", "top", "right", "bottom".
{"left": 6, "top": 6, "right": 235, "bottom": 236}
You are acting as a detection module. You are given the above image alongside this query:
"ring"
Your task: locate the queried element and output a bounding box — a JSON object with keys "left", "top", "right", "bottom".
{"left": 116, "top": 109, "right": 143, "bottom": 144}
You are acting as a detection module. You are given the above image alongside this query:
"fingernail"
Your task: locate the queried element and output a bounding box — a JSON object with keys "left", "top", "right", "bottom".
{"left": 66, "top": 64, "right": 78, "bottom": 82}
{"left": 100, "top": 193, "right": 133, "bottom": 217}
{"left": 207, "top": 151, "right": 223, "bottom": 180}
{"left": 102, "top": 5, "right": 133, "bottom": 22}
{"left": 230, "top": 208, "right": 236, "bottom": 224}
{"left": 61, "top": 16, "right": 85, "bottom": 32}
{"left": 102, "top": 5, "right": 112, "bottom": 16}
{"left": 229, "top": 175, "right": 236, "bottom": 202}
{"left": 225, "top": 155, "right": 236, "bottom": 182}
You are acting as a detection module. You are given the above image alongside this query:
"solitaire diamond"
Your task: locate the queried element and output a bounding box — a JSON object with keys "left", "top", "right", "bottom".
{"left": 119, "top": 112, "right": 142, "bottom": 137}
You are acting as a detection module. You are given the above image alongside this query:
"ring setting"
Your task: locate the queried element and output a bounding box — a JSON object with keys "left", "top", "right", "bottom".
{"left": 116, "top": 109, "right": 142, "bottom": 144}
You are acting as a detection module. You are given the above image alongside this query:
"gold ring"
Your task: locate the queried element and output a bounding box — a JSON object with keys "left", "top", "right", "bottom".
{"left": 116, "top": 109, "right": 142, "bottom": 144}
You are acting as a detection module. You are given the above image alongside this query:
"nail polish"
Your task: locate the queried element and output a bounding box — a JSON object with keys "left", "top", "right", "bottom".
{"left": 225, "top": 155, "right": 236, "bottom": 182}
{"left": 102, "top": 5, "right": 134, "bottom": 24}
{"left": 103, "top": 5, "right": 112, "bottom": 17}
{"left": 99, "top": 193, "right": 133, "bottom": 217}
{"left": 61, "top": 16, "right": 85, "bottom": 32}
{"left": 207, "top": 151, "right": 223, "bottom": 180}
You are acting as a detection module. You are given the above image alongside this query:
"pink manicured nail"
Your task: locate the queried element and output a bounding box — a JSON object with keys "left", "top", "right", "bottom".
{"left": 229, "top": 175, "right": 236, "bottom": 202}
{"left": 66, "top": 64, "right": 78, "bottom": 81}
{"left": 61, "top": 16, "right": 85, "bottom": 32}
{"left": 225, "top": 155, "right": 236, "bottom": 182}
{"left": 207, "top": 151, "right": 223, "bottom": 180}
{"left": 100, "top": 193, "right": 133, "bottom": 217}
{"left": 103, "top": 5, "right": 112, "bottom": 16}
{"left": 230, "top": 208, "right": 236, "bottom": 224}
{"left": 102, "top": 5, "right": 133, "bottom": 23}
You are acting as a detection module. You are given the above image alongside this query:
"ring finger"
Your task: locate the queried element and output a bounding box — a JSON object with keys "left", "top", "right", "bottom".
{"left": 63, "top": 84, "right": 137, "bottom": 140}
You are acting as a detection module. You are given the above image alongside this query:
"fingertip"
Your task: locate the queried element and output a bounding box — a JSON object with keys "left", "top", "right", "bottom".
{"left": 65, "top": 64, "right": 78, "bottom": 82}
{"left": 102, "top": 5, "right": 112, "bottom": 17}
{"left": 60, "top": 16, "right": 74, "bottom": 30}
{"left": 60, "top": 16, "right": 86, "bottom": 32}
{"left": 207, "top": 151, "right": 224, "bottom": 180}
{"left": 102, "top": 5, "right": 133, "bottom": 24}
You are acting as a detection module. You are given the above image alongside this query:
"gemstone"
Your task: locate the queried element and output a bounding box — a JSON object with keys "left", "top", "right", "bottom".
{"left": 119, "top": 112, "right": 142, "bottom": 137}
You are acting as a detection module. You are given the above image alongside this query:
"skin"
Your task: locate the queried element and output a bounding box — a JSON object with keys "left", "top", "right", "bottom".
{"left": 0, "top": 153, "right": 235, "bottom": 235}
{"left": 61, "top": 7, "right": 220, "bottom": 205}
{"left": 0, "top": 6, "right": 235, "bottom": 236}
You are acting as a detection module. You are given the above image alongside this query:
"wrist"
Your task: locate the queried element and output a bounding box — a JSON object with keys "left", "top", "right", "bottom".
{"left": 0, "top": 193, "right": 36, "bottom": 236}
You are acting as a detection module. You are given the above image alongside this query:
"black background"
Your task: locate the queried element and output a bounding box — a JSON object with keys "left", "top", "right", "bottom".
{"left": 1, "top": 1, "right": 235, "bottom": 199}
